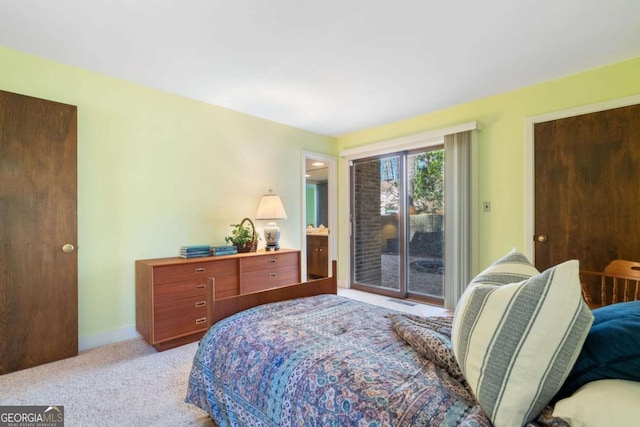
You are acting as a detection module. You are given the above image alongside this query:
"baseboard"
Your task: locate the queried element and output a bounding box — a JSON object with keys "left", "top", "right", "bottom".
{"left": 79, "top": 325, "right": 140, "bottom": 352}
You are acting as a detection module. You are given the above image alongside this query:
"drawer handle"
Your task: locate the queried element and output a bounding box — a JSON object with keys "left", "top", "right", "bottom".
{"left": 268, "top": 258, "right": 277, "bottom": 264}
{"left": 195, "top": 267, "right": 206, "bottom": 273}
{"left": 195, "top": 284, "right": 206, "bottom": 290}
{"left": 269, "top": 272, "right": 277, "bottom": 278}
{"left": 195, "top": 301, "right": 206, "bottom": 308}
{"left": 195, "top": 317, "right": 207, "bottom": 325}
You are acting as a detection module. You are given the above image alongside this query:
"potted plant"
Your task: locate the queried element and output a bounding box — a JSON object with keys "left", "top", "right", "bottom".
{"left": 224, "top": 218, "right": 259, "bottom": 253}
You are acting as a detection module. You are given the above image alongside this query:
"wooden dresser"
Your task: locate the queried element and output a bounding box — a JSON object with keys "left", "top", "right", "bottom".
{"left": 135, "top": 249, "right": 300, "bottom": 350}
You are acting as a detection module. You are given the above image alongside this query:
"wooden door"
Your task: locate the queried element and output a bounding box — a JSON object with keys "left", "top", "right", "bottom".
{"left": 534, "top": 104, "right": 640, "bottom": 272}
{"left": 0, "top": 90, "right": 78, "bottom": 374}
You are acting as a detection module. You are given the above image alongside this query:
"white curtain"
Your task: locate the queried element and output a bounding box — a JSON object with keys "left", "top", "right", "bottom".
{"left": 444, "top": 131, "right": 472, "bottom": 310}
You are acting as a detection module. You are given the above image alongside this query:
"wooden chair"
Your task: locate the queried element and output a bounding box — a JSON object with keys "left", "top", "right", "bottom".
{"left": 580, "top": 260, "right": 640, "bottom": 309}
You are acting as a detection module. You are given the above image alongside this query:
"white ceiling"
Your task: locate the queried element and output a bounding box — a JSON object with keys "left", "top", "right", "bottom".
{"left": 1, "top": 1, "right": 639, "bottom": 136}
{"left": 305, "top": 158, "right": 329, "bottom": 182}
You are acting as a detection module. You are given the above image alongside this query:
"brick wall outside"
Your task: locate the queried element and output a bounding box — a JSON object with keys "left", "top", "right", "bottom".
{"left": 353, "top": 160, "right": 382, "bottom": 285}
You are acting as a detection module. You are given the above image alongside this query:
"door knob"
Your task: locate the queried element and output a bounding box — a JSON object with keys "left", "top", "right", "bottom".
{"left": 62, "top": 244, "right": 75, "bottom": 253}
{"left": 536, "top": 235, "right": 548, "bottom": 243}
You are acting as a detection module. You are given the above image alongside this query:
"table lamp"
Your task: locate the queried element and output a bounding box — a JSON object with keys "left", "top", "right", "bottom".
{"left": 255, "top": 189, "right": 288, "bottom": 251}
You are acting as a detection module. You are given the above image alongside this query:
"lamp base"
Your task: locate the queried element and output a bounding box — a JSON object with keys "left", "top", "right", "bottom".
{"left": 265, "top": 243, "right": 280, "bottom": 252}
{"left": 263, "top": 221, "right": 281, "bottom": 252}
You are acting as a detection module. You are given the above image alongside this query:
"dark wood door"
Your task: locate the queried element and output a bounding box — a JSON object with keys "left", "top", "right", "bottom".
{"left": 534, "top": 103, "right": 640, "bottom": 273}
{"left": 0, "top": 90, "right": 78, "bottom": 374}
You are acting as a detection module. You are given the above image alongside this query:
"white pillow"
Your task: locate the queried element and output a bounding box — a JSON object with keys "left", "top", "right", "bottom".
{"left": 452, "top": 258, "right": 594, "bottom": 427}
{"left": 553, "top": 379, "right": 640, "bottom": 427}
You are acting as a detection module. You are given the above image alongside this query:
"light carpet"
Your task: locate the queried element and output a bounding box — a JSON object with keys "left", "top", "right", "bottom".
{"left": 0, "top": 338, "right": 212, "bottom": 426}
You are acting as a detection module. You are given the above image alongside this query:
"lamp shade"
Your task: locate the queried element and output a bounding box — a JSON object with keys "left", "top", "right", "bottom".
{"left": 255, "top": 191, "right": 288, "bottom": 220}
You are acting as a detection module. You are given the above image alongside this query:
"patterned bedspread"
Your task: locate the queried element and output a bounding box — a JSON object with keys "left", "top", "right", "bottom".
{"left": 185, "top": 295, "right": 567, "bottom": 427}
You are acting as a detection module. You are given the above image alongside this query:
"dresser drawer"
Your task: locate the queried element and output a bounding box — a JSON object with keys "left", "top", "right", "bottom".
{"left": 154, "top": 279, "right": 208, "bottom": 305}
{"left": 154, "top": 295, "right": 208, "bottom": 341}
{"left": 241, "top": 252, "right": 298, "bottom": 272}
{"left": 241, "top": 264, "right": 299, "bottom": 294}
{"left": 153, "top": 262, "right": 214, "bottom": 285}
{"left": 153, "top": 259, "right": 237, "bottom": 285}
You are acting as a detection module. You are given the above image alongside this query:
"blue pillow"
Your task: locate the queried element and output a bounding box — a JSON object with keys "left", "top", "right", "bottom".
{"left": 556, "top": 300, "right": 640, "bottom": 400}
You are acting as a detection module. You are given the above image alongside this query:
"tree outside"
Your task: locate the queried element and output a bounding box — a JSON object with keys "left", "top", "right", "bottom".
{"left": 411, "top": 149, "right": 444, "bottom": 214}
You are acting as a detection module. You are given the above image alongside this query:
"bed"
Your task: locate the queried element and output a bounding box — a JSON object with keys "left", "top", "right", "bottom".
{"left": 186, "top": 255, "right": 640, "bottom": 427}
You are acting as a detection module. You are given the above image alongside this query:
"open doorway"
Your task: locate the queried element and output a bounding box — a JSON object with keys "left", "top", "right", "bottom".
{"left": 302, "top": 152, "right": 337, "bottom": 281}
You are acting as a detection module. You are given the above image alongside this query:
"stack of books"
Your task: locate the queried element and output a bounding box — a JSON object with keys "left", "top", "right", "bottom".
{"left": 210, "top": 245, "right": 238, "bottom": 256}
{"left": 179, "top": 245, "right": 212, "bottom": 259}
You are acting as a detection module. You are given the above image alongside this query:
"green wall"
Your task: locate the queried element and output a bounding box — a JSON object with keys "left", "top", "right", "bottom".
{"left": 3, "top": 41, "right": 640, "bottom": 346}
{"left": 305, "top": 183, "right": 317, "bottom": 226}
{"left": 337, "top": 56, "right": 640, "bottom": 276}
{"left": 0, "top": 45, "right": 337, "bottom": 348}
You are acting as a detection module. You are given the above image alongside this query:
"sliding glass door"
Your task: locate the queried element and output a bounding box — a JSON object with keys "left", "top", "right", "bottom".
{"left": 351, "top": 148, "right": 444, "bottom": 304}
{"left": 406, "top": 150, "right": 444, "bottom": 302}
{"left": 351, "top": 154, "right": 403, "bottom": 296}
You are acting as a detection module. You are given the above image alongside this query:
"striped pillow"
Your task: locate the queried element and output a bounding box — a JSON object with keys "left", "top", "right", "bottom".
{"left": 467, "top": 249, "right": 539, "bottom": 289}
{"left": 452, "top": 259, "right": 594, "bottom": 427}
